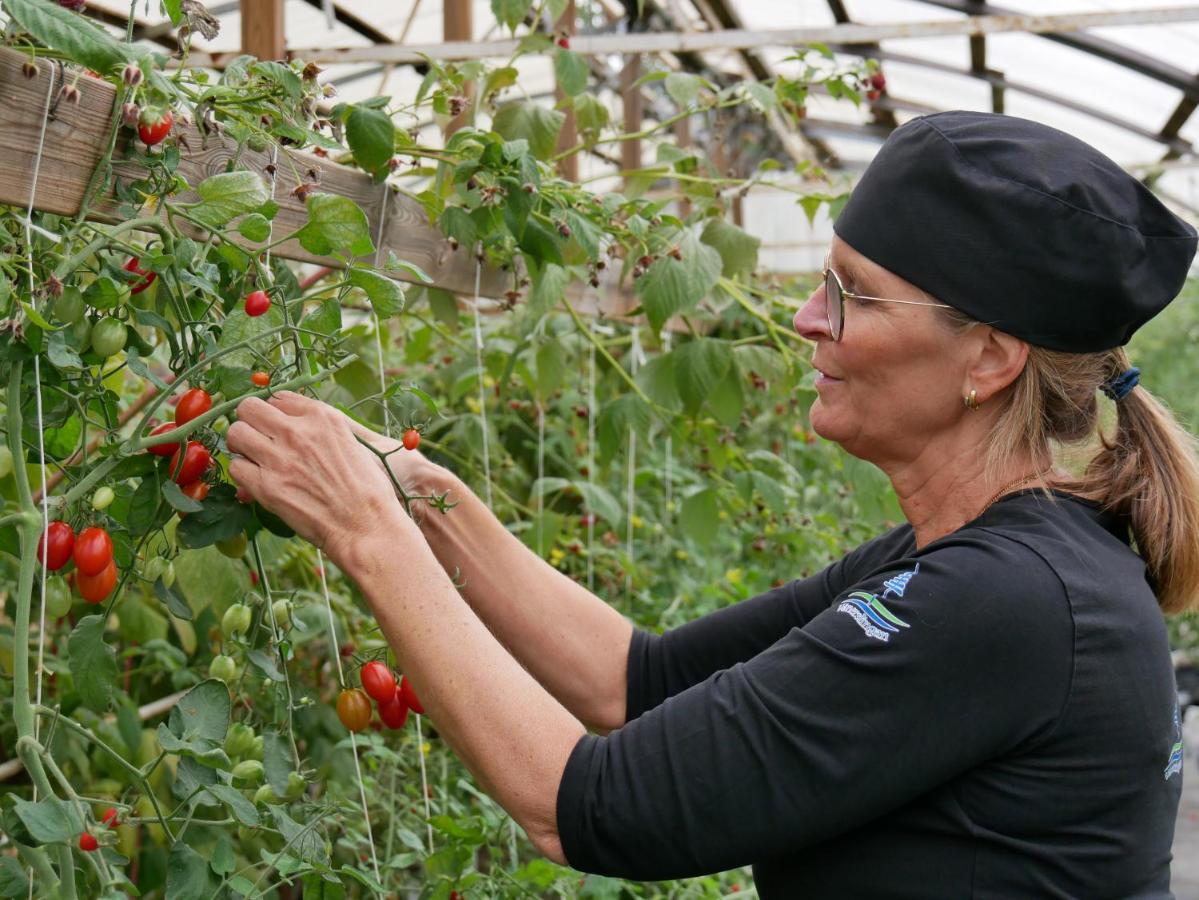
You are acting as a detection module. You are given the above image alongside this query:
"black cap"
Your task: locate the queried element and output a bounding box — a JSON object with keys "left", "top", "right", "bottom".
{"left": 834, "top": 111, "right": 1198, "bottom": 352}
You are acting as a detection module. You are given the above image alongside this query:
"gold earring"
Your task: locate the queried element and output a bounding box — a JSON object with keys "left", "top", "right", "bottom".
{"left": 964, "top": 389, "right": 979, "bottom": 410}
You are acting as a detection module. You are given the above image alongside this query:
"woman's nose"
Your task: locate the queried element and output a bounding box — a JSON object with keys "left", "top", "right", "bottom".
{"left": 794, "top": 283, "right": 832, "bottom": 342}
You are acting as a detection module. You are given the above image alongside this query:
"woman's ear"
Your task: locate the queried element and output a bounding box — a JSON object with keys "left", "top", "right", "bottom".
{"left": 966, "top": 326, "right": 1029, "bottom": 403}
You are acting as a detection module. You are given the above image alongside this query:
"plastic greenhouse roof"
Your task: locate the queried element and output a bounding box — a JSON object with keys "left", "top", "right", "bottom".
{"left": 70, "top": 0, "right": 1199, "bottom": 273}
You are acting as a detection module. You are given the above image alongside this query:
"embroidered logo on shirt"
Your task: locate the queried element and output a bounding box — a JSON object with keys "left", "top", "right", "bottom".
{"left": 1165, "top": 704, "right": 1183, "bottom": 781}
{"left": 882, "top": 563, "right": 919, "bottom": 599}
{"left": 837, "top": 591, "right": 911, "bottom": 643}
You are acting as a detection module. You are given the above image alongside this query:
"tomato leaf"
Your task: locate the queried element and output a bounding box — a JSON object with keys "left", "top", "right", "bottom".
{"left": 0, "top": 856, "right": 30, "bottom": 897}
{"left": 554, "top": 49, "right": 588, "bottom": 97}
{"left": 193, "top": 171, "right": 271, "bottom": 229}
{"left": 262, "top": 731, "right": 291, "bottom": 796}
{"left": 165, "top": 842, "right": 222, "bottom": 900}
{"left": 176, "top": 484, "right": 253, "bottom": 549}
{"left": 154, "top": 577, "right": 193, "bottom": 621}
{"left": 347, "top": 266, "right": 405, "bottom": 319}
{"left": 295, "top": 193, "right": 374, "bottom": 259}
{"left": 345, "top": 105, "right": 396, "bottom": 178}
{"left": 237, "top": 213, "right": 273, "bottom": 243}
{"left": 162, "top": 479, "right": 203, "bottom": 513}
{"left": 492, "top": 101, "right": 565, "bottom": 162}
{"left": 4, "top": 0, "right": 133, "bottom": 75}
{"left": 68, "top": 614, "right": 117, "bottom": 712}
{"left": 204, "top": 784, "right": 259, "bottom": 827}
{"left": 12, "top": 796, "right": 81, "bottom": 846}
{"left": 267, "top": 805, "right": 329, "bottom": 865}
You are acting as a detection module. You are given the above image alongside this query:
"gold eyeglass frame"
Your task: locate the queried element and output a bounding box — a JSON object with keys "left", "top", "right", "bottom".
{"left": 822, "top": 256, "right": 951, "bottom": 341}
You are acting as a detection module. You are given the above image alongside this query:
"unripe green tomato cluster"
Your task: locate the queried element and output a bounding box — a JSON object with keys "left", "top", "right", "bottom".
{"left": 271, "top": 599, "right": 291, "bottom": 631}
{"left": 231, "top": 759, "right": 264, "bottom": 786}
{"left": 54, "top": 287, "right": 86, "bottom": 324}
{"left": 210, "top": 654, "right": 237, "bottom": 683}
{"left": 144, "top": 556, "right": 175, "bottom": 588}
{"left": 91, "top": 317, "right": 128, "bottom": 358}
{"left": 252, "top": 784, "right": 276, "bottom": 806}
{"left": 224, "top": 723, "right": 256, "bottom": 758}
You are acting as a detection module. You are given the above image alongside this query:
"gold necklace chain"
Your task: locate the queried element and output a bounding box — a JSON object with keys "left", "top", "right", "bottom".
{"left": 981, "top": 468, "right": 1054, "bottom": 513}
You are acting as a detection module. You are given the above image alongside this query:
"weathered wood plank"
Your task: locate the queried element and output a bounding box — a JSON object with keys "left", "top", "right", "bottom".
{"left": 0, "top": 46, "right": 508, "bottom": 298}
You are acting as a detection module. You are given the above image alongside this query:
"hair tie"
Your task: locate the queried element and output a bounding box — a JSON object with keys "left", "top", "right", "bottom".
{"left": 1100, "top": 367, "right": 1140, "bottom": 401}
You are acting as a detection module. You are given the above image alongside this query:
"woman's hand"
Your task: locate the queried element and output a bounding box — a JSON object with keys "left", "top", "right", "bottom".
{"left": 225, "top": 391, "right": 402, "bottom": 568}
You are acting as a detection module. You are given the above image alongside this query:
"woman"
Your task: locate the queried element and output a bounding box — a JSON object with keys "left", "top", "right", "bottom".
{"left": 226, "top": 111, "right": 1199, "bottom": 897}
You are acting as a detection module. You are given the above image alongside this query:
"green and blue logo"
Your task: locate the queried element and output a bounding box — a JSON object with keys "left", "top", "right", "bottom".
{"left": 837, "top": 590, "right": 911, "bottom": 643}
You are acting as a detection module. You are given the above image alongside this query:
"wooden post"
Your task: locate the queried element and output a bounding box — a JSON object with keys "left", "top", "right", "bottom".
{"left": 443, "top": 0, "right": 473, "bottom": 136}
{"left": 241, "top": 0, "right": 286, "bottom": 61}
{"left": 554, "top": 0, "right": 579, "bottom": 181}
{"left": 674, "top": 115, "right": 691, "bottom": 218}
{"left": 620, "top": 56, "right": 642, "bottom": 176}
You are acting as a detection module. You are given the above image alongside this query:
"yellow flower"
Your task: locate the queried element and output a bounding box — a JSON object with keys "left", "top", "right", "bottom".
{"left": 631, "top": 515, "right": 644, "bottom": 529}
{"left": 421, "top": 742, "right": 431, "bottom": 755}
{"left": 718, "top": 510, "right": 728, "bottom": 520}
{"left": 549, "top": 548, "right": 565, "bottom": 564}
{"left": 675, "top": 549, "right": 688, "bottom": 561}
{"left": 465, "top": 397, "right": 480, "bottom": 414}
{"left": 725, "top": 568, "right": 743, "bottom": 585}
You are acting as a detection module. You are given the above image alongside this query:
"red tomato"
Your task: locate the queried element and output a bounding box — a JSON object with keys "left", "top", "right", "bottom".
{"left": 78, "top": 559, "right": 117, "bottom": 604}
{"left": 336, "top": 689, "right": 372, "bottom": 732}
{"left": 360, "top": 661, "right": 397, "bottom": 703}
{"left": 169, "top": 442, "right": 211, "bottom": 484}
{"left": 181, "top": 480, "right": 210, "bottom": 503}
{"left": 146, "top": 422, "right": 180, "bottom": 457}
{"left": 244, "top": 290, "right": 271, "bottom": 317}
{"left": 400, "top": 675, "right": 424, "bottom": 715}
{"left": 378, "top": 694, "right": 409, "bottom": 729}
{"left": 251, "top": 371, "right": 271, "bottom": 387}
{"left": 73, "top": 526, "right": 114, "bottom": 576}
{"left": 174, "top": 388, "right": 212, "bottom": 426}
{"left": 37, "top": 521, "right": 75, "bottom": 571}
{"left": 402, "top": 428, "right": 421, "bottom": 451}
{"left": 78, "top": 833, "right": 98, "bottom": 852}
{"left": 123, "top": 256, "right": 156, "bottom": 295}
{"left": 137, "top": 109, "right": 172, "bottom": 146}
{"left": 100, "top": 807, "right": 119, "bottom": 828}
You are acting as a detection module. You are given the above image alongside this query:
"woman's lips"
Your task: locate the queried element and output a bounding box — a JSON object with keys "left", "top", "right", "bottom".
{"left": 814, "top": 367, "right": 843, "bottom": 387}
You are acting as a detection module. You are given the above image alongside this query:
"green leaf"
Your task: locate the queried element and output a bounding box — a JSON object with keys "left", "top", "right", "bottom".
{"left": 597, "top": 394, "right": 652, "bottom": 463}
{"left": 701, "top": 218, "right": 760, "bottom": 278}
{"left": 176, "top": 484, "right": 253, "bottom": 549}
{"left": 0, "top": 857, "right": 29, "bottom": 898}
{"left": 673, "top": 339, "right": 733, "bottom": 415}
{"left": 85, "top": 275, "right": 129, "bottom": 310}
{"left": 237, "top": 213, "right": 273, "bottom": 243}
{"left": 173, "top": 547, "right": 245, "bottom": 617}
{"left": 681, "top": 488, "right": 720, "bottom": 547}
{"left": 635, "top": 354, "right": 681, "bottom": 410}
{"left": 168, "top": 680, "right": 231, "bottom": 745}
{"left": 573, "top": 480, "right": 623, "bottom": 526}
{"left": 296, "top": 193, "right": 374, "bottom": 259}
{"left": 708, "top": 364, "right": 744, "bottom": 426}
{"left": 635, "top": 229, "right": 722, "bottom": 332}
{"left": 45, "top": 330, "right": 82, "bottom": 370}
{"left": 491, "top": 0, "right": 534, "bottom": 31}
{"left": 347, "top": 267, "right": 405, "bottom": 319}
{"left": 204, "top": 784, "right": 260, "bottom": 827}
{"left": 527, "top": 263, "right": 568, "bottom": 321}
{"left": 262, "top": 731, "right": 291, "bottom": 796}
{"left": 664, "top": 72, "right": 703, "bottom": 108}
{"left": 534, "top": 341, "right": 565, "bottom": 400}
{"left": 267, "top": 805, "right": 328, "bottom": 865}
{"left": 575, "top": 94, "right": 610, "bottom": 139}
{"left": 517, "top": 220, "right": 563, "bottom": 266}
{"left": 193, "top": 171, "right": 270, "bottom": 228}
{"left": 162, "top": 479, "right": 203, "bottom": 513}
{"left": 13, "top": 796, "right": 81, "bottom": 846}
{"left": 554, "top": 49, "right": 588, "bottom": 97}
{"left": 492, "top": 101, "right": 565, "bottom": 161}
{"left": 247, "top": 648, "right": 284, "bottom": 682}
{"left": 439, "top": 206, "right": 477, "bottom": 248}
{"left": 345, "top": 105, "right": 396, "bottom": 177}
{"left": 3, "top": 0, "right": 132, "bottom": 75}
{"left": 166, "top": 842, "right": 222, "bottom": 900}
{"left": 154, "top": 577, "right": 193, "bottom": 621}
{"left": 301, "top": 297, "right": 342, "bottom": 335}
{"left": 426, "top": 288, "right": 460, "bottom": 330}
{"left": 482, "top": 66, "right": 519, "bottom": 102}
{"left": 69, "top": 615, "right": 117, "bottom": 712}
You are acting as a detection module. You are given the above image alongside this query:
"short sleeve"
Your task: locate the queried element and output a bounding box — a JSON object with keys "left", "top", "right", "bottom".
{"left": 558, "top": 533, "right": 1074, "bottom": 881}
{"left": 626, "top": 523, "right": 915, "bottom": 721}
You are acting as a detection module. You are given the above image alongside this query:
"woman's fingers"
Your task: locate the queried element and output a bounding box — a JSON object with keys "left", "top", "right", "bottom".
{"left": 226, "top": 420, "right": 276, "bottom": 466}
{"left": 235, "top": 396, "right": 292, "bottom": 436}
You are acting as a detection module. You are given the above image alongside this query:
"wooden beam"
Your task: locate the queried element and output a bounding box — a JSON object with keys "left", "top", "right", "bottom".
{"left": 240, "top": 0, "right": 286, "bottom": 61}
{"left": 443, "top": 0, "right": 472, "bottom": 136}
{"left": 183, "top": 7, "right": 1199, "bottom": 67}
{"left": 620, "top": 56, "right": 642, "bottom": 175}
{"left": 0, "top": 48, "right": 506, "bottom": 299}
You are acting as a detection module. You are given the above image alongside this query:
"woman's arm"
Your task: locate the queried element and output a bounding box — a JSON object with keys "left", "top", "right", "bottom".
{"left": 352, "top": 424, "right": 634, "bottom": 733}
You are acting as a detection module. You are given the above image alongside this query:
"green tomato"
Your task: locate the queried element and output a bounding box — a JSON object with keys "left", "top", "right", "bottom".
{"left": 285, "top": 771, "right": 306, "bottom": 800}
{"left": 231, "top": 759, "right": 264, "bottom": 786}
{"left": 209, "top": 654, "right": 238, "bottom": 683}
{"left": 224, "top": 722, "right": 256, "bottom": 758}
{"left": 211, "top": 416, "right": 229, "bottom": 435}
{"left": 221, "top": 603, "right": 253, "bottom": 639}
{"left": 0, "top": 446, "right": 12, "bottom": 480}
{"left": 271, "top": 599, "right": 291, "bottom": 631}
{"left": 216, "top": 533, "right": 248, "bottom": 559}
{"left": 91, "top": 486, "right": 116, "bottom": 511}
{"left": 91, "top": 317, "right": 128, "bottom": 358}
{"left": 44, "top": 576, "right": 72, "bottom": 618}
{"left": 54, "top": 287, "right": 86, "bottom": 324}
{"left": 144, "top": 556, "right": 175, "bottom": 588}
{"left": 252, "top": 784, "right": 276, "bottom": 806}
{"left": 70, "top": 317, "right": 92, "bottom": 353}
{"left": 248, "top": 734, "right": 264, "bottom": 762}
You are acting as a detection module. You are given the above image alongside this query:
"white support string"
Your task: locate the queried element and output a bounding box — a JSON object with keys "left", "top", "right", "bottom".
{"left": 24, "top": 67, "right": 59, "bottom": 797}
{"left": 662, "top": 329, "right": 673, "bottom": 525}
{"left": 586, "top": 325, "right": 596, "bottom": 591}
{"left": 626, "top": 327, "right": 645, "bottom": 596}
{"left": 471, "top": 246, "right": 493, "bottom": 506}
{"left": 316, "top": 554, "right": 383, "bottom": 888}
{"left": 373, "top": 187, "right": 393, "bottom": 436}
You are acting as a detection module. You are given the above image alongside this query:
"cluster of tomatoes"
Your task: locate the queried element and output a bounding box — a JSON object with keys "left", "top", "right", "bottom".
{"left": 37, "top": 522, "right": 118, "bottom": 604}
{"left": 78, "top": 806, "right": 121, "bottom": 853}
{"left": 147, "top": 386, "right": 214, "bottom": 501}
{"left": 336, "top": 661, "right": 424, "bottom": 733}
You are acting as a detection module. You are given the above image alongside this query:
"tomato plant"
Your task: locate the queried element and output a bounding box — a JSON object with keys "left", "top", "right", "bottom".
{"left": 145, "top": 421, "right": 179, "bottom": 456}
{"left": 174, "top": 387, "right": 212, "bottom": 426}
{"left": 36, "top": 521, "right": 74, "bottom": 570}
{"left": 77, "top": 559, "right": 117, "bottom": 604}
{"left": 361, "top": 660, "right": 397, "bottom": 703}
{"left": 72, "top": 525, "right": 113, "bottom": 576}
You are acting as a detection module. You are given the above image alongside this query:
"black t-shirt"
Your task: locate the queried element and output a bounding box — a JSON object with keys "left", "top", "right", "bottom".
{"left": 556, "top": 490, "right": 1184, "bottom": 898}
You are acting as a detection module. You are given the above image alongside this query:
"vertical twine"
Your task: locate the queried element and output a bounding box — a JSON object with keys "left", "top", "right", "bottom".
{"left": 472, "top": 246, "right": 493, "bottom": 506}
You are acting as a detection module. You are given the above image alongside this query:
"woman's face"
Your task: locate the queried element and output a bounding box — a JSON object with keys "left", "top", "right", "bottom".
{"left": 793, "top": 236, "right": 970, "bottom": 468}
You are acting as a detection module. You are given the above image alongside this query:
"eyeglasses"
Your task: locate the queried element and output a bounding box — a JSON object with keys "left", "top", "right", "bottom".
{"left": 822, "top": 256, "right": 951, "bottom": 341}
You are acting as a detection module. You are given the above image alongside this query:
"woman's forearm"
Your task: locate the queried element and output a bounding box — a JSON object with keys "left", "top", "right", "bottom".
{"left": 406, "top": 461, "right": 633, "bottom": 732}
